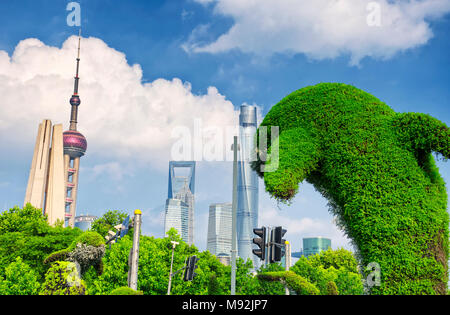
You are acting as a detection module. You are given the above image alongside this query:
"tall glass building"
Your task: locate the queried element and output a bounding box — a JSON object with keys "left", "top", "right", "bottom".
{"left": 237, "top": 105, "right": 259, "bottom": 268}
{"left": 207, "top": 203, "right": 232, "bottom": 258}
{"left": 302, "top": 237, "right": 332, "bottom": 258}
{"left": 164, "top": 161, "right": 195, "bottom": 245}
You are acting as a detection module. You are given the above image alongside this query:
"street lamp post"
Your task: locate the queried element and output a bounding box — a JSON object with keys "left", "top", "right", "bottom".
{"left": 128, "top": 209, "right": 142, "bottom": 291}
{"left": 285, "top": 240, "right": 291, "bottom": 295}
{"left": 167, "top": 241, "right": 179, "bottom": 295}
{"left": 231, "top": 136, "right": 239, "bottom": 295}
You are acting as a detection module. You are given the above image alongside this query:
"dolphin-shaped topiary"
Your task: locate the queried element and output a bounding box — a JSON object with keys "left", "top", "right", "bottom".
{"left": 252, "top": 83, "right": 449, "bottom": 294}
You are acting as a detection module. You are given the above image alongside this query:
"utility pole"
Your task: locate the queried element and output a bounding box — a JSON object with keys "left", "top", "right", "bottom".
{"left": 285, "top": 240, "right": 291, "bottom": 295}
{"left": 167, "top": 241, "right": 179, "bottom": 295}
{"left": 265, "top": 226, "right": 271, "bottom": 268}
{"left": 231, "top": 136, "right": 239, "bottom": 295}
{"left": 128, "top": 209, "right": 142, "bottom": 291}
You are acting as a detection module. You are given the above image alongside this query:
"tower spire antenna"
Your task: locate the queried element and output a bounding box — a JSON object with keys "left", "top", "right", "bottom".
{"left": 70, "top": 28, "right": 81, "bottom": 130}
{"left": 76, "top": 28, "right": 81, "bottom": 60}
{"left": 74, "top": 28, "right": 81, "bottom": 95}
{"left": 69, "top": 30, "right": 82, "bottom": 131}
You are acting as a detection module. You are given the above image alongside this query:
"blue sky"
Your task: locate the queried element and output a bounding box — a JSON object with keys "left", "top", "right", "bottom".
{"left": 0, "top": 0, "right": 449, "bottom": 255}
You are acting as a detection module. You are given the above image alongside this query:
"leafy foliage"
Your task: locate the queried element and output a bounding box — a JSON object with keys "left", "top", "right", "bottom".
{"left": 91, "top": 210, "right": 128, "bottom": 238}
{"left": 68, "top": 231, "right": 105, "bottom": 251}
{"left": 44, "top": 231, "right": 105, "bottom": 276}
{"left": 258, "top": 271, "right": 320, "bottom": 295}
{"left": 43, "top": 248, "right": 70, "bottom": 265}
{"left": 109, "top": 286, "right": 143, "bottom": 295}
{"left": 326, "top": 281, "right": 339, "bottom": 295}
{"left": 85, "top": 228, "right": 286, "bottom": 295}
{"left": 0, "top": 257, "right": 41, "bottom": 295}
{"left": 0, "top": 204, "right": 49, "bottom": 235}
{"left": 0, "top": 204, "right": 82, "bottom": 281}
{"left": 253, "top": 83, "right": 450, "bottom": 294}
{"left": 261, "top": 248, "right": 364, "bottom": 295}
{"left": 253, "top": 262, "right": 286, "bottom": 295}
{"left": 0, "top": 206, "right": 368, "bottom": 295}
{"left": 307, "top": 248, "right": 359, "bottom": 274}
{"left": 40, "top": 261, "right": 86, "bottom": 295}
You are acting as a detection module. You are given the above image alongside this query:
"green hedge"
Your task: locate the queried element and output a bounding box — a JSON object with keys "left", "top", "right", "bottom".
{"left": 44, "top": 231, "right": 105, "bottom": 265}
{"left": 258, "top": 271, "right": 320, "bottom": 295}
{"left": 68, "top": 231, "right": 105, "bottom": 251}
{"left": 109, "top": 286, "right": 143, "bottom": 295}
{"left": 253, "top": 83, "right": 449, "bottom": 294}
{"left": 40, "top": 261, "right": 86, "bottom": 295}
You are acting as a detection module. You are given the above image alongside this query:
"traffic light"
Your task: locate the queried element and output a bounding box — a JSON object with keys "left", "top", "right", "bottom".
{"left": 252, "top": 227, "right": 267, "bottom": 261}
{"left": 271, "top": 226, "right": 287, "bottom": 263}
{"left": 183, "top": 255, "right": 199, "bottom": 281}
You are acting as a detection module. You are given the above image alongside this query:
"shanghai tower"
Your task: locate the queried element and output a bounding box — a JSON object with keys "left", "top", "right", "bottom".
{"left": 237, "top": 105, "right": 259, "bottom": 268}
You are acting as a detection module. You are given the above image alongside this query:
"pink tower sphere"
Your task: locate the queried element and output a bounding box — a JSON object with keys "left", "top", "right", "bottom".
{"left": 63, "top": 130, "right": 87, "bottom": 158}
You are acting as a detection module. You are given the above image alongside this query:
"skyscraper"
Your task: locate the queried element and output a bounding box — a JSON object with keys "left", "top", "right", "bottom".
{"left": 164, "top": 161, "right": 195, "bottom": 245}
{"left": 24, "top": 32, "right": 87, "bottom": 227}
{"left": 236, "top": 105, "right": 259, "bottom": 267}
{"left": 207, "top": 203, "right": 232, "bottom": 257}
{"left": 302, "top": 237, "right": 332, "bottom": 258}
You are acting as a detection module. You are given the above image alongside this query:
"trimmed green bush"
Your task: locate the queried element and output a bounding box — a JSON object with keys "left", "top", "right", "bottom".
{"left": 44, "top": 248, "right": 70, "bottom": 265}
{"left": 326, "top": 281, "right": 339, "bottom": 295}
{"left": 253, "top": 83, "right": 449, "bottom": 294}
{"left": 109, "top": 286, "right": 143, "bottom": 295}
{"left": 68, "top": 231, "right": 105, "bottom": 251}
{"left": 45, "top": 231, "right": 105, "bottom": 264}
{"left": 44, "top": 231, "right": 105, "bottom": 278}
{"left": 40, "top": 261, "right": 86, "bottom": 295}
{"left": 258, "top": 271, "right": 320, "bottom": 295}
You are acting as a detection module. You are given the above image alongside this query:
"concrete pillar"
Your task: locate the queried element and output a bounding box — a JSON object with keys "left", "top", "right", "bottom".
{"left": 24, "top": 120, "right": 52, "bottom": 210}
{"left": 45, "top": 124, "right": 66, "bottom": 225}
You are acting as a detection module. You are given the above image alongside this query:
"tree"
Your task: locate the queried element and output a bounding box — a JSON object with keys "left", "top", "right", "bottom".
{"left": 289, "top": 249, "right": 364, "bottom": 295}
{"left": 90, "top": 210, "right": 128, "bottom": 238}
{"left": 207, "top": 274, "right": 221, "bottom": 295}
{"left": 0, "top": 205, "right": 82, "bottom": 281}
{"left": 0, "top": 257, "right": 41, "bottom": 295}
{"left": 0, "top": 204, "right": 48, "bottom": 235}
{"left": 308, "top": 248, "right": 359, "bottom": 274}
{"left": 85, "top": 228, "right": 265, "bottom": 295}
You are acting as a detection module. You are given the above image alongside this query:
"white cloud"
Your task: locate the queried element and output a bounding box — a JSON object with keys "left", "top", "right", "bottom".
{"left": 0, "top": 36, "right": 239, "bottom": 169}
{"left": 188, "top": 0, "right": 450, "bottom": 65}
{"left": 81, "top": 162, "right": 132, "bottom": 182}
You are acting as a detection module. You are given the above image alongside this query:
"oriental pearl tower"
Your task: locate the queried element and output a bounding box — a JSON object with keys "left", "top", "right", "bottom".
{"left": 63, "top": 31, "right": 87, "bottom": 227}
